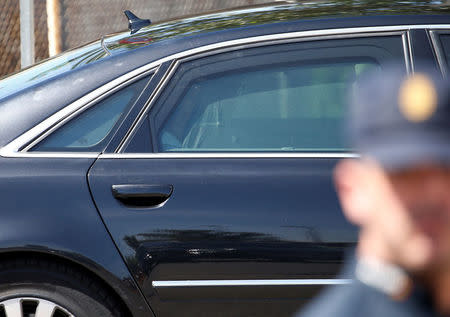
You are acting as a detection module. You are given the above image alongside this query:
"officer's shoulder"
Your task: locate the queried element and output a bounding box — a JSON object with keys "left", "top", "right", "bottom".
{"left": 297, "top": 281, "right": 371, "bottom": 317}
{"left": 296, "top": 280, "right": 437, "bottom": 317}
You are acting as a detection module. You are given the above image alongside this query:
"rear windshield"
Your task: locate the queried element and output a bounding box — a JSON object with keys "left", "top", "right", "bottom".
{"left": 0, "top": 41, "right": 107, "bottom": 101}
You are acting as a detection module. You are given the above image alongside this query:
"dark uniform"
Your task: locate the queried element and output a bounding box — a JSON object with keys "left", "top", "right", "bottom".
{"left": 299, "top": 257, "right": 439, "bottom": 317}
{"left": 296, "top": 65, "right": 450, "bottom": 317}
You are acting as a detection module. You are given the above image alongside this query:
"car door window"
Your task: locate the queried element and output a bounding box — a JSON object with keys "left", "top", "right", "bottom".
{"left": 158, "top": 61, "right": 376, "bottom": 152}
{"left": 125, "top": 36, "right": 405, "bottom": 153}
{"left": 31, "top": 75, "right": 150, "bottom": 152}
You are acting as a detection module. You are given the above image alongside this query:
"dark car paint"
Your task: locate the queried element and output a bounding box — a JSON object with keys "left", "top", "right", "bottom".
{"left": 0, "top": 41, "right": 107, "bottom": 101}
{"left": 0, "top": 3, "right": 449, "bottom": 317}
{"left": 88, "top": 157, "right": 355, "bottom": 316}
{"left": 104, "top": 2, "right": 450, "bottom": 54}
{"left": 0, "top": 157, "right": 153, "bottom": 316}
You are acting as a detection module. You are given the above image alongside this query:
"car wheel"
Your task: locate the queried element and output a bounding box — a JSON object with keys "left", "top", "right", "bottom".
{"left": 0, "top": 257, "right": 126, "bottom": 317}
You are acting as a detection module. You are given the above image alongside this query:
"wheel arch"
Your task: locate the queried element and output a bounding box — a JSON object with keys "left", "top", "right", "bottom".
{"left": 0, "top": 249, "right": 135, "bottom": 317}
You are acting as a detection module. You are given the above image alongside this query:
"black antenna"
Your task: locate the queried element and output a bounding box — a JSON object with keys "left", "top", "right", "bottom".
{"left": 124, "top": 10, "right": 151, "bottom": 34}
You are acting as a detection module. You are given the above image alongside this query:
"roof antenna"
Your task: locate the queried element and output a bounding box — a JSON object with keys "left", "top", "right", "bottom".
{"left": 124, "top": 10, "right": 151, "bottom": 34}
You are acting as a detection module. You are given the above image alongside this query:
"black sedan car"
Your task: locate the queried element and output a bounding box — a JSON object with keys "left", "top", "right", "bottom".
{"left": 1, "top": 1, "right": 450, "bottom": 316}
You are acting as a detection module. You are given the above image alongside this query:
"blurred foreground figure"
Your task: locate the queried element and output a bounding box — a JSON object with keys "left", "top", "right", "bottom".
{"left": 298, "top": 66, "right": 450, "bottom": 317}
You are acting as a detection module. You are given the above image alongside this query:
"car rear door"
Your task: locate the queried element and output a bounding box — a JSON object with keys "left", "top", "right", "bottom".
{"left": 88, "top": 31, "right": 408, "bottom": 317}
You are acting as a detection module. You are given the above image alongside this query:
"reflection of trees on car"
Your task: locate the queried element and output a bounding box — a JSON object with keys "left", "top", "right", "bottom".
{"left": 106, "top": 0, "right": 450, "bottom": 54}
{"left": 123, "top": 227, "right": 352, "bottom": 284}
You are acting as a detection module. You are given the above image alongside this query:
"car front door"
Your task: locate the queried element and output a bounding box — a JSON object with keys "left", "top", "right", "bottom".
{"left": 88, "top": 32, "right": 408, "bottom": 317}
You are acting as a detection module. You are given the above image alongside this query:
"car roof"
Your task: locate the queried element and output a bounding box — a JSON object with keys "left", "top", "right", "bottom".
{"left": 2, "top": 1, "right": 450, "bottom": 102}
{"left": 103, "top": 1, "right": 450, "bottom": 55}
{"left": 1, "top": 1, "right": 450, "bottom": 148}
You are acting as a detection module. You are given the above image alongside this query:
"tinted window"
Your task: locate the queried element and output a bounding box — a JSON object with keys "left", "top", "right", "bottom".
{"left": 159, "top": 61, "right": 376, "bottom": 152}
{"left": 149, "top": 37, "right": 404, "bottom": 153}
{"left": 32, "top": 76, "right": 149, "bottom": 152}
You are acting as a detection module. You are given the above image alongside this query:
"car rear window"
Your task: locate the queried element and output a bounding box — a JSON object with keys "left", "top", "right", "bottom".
{"left": 30, "top": 75, "right": 149, "bottom": 152}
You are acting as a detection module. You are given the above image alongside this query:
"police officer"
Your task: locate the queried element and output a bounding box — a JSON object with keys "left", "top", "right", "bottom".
{"left": 297, "top": 66, "right": 450, "bottom": 316}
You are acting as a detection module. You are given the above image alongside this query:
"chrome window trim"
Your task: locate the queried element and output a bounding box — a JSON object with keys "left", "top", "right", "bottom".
{"left": 152, "top": 278, "right": 352, "bottom": 288}
{"left": 101, "top": 36, "right": 112, "bottom": 56}
{"left": 406, "top": 30, "right": 415, "bottom": 72}
{"left": 402, "top": 32, "right": 412, "bottom": 74}
{"left": 1, "top": 24, "right": 449, "bottom": 159}
{"left": 173, "top": 31, "right": 405, "bottom": 65}
{"left": 0, "top": 152, "right": 100, "bottom": 159}
{"left": 100, "top": 152, "right": 359, "bottom": 159}
{"left": 116, "top": 59, "right": 180, "bottom": 153}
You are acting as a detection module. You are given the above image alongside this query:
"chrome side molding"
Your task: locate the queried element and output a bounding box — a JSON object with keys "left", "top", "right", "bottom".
{"left": 152, "top": 279, "right": 353, "bottom": 287}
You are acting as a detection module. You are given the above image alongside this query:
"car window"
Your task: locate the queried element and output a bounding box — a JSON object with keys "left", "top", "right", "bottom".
{"left": 159, "top": 62, "right": 376, "bottom": 152}
{"left": 146, "top": 36, "right": 404, "bottom": 153}
{"left": 31, "top": 76, "right": 149, "bottom": 152}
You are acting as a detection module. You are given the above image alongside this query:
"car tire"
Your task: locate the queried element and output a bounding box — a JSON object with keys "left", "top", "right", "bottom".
{"left": 0, "top": 257, "right": 126, "bottom": 317}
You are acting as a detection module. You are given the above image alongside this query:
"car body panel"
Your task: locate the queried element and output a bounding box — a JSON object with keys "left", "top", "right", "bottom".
{"left": 104, "top": 2, "right": 450, "bottom": 54}
{"left": 88, "top": 156, "right": 355, "bottom": 316}
{"left": 0, "top": 156, "right": 153, "bottom": 317}
{"left": 0, "top": 40, "right": 107, "bottom": 101}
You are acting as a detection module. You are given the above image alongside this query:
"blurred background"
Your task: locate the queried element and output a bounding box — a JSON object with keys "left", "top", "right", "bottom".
{"left": 0, "top": 0, "right": 273, "bottom": 78}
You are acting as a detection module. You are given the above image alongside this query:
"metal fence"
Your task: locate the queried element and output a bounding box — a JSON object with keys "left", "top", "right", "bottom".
{"left": 0, "top": 0, "right": 270, "bottom": 78}
{"left": 0, "top": 0, "right": 48, "bottom": 77}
